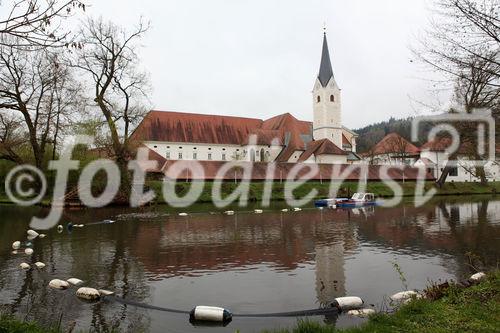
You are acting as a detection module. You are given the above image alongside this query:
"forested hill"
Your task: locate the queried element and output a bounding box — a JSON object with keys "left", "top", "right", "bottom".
{"left": 354, "top": 117, "right": 432, "bottom": 153}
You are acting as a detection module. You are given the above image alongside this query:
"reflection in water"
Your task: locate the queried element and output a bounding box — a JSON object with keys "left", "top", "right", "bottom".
{"left": 0, "top": 197, "right": 498, "bottom": 332}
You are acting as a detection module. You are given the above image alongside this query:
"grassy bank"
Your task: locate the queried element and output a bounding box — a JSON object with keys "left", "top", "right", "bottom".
{"left": 0, "top": 315, "right": 60, "bottom": 333}
{"left": 262, "top": 272, "right": 500, "bottom": 333}
{"left": 146, "top": 180, "right": 500, "bottom": 204}
{"left": 0, "top": 180, "right": 499, "bottom": 206}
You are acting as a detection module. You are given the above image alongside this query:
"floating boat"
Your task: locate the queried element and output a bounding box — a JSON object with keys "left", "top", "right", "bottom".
{"left": 314, "top": 198, "right": 337, "bottom": 208}
{"left": 315, "top": 193, "right": 377, "bottom": 208}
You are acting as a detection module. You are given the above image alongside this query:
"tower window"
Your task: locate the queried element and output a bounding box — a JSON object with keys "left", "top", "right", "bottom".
{"left": 330, "top": 95, "right": 335, "bottom": 102}
{"left": 317, "top": 96, "right": 321, "bottom": 103}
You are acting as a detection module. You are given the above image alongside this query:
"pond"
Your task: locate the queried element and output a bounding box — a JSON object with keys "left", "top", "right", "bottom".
{"left": 0, "top": 196, "right": 499, "bottom": 332}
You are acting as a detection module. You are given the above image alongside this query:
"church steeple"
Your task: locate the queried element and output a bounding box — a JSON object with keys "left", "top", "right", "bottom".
{"left": 313, "top": 30, "right": 342, "bottom": 148}
{"left": 318, "top": 32, "right": 334, "bottom": 87}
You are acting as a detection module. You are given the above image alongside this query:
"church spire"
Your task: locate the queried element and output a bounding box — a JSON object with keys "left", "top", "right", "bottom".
{"left": 318, "top": 32, "right": 334, "bottom": 87}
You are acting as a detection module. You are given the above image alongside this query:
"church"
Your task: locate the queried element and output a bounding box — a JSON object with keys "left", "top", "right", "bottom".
{"left": 132, "top": 33, "right": 361, "bottom": 165}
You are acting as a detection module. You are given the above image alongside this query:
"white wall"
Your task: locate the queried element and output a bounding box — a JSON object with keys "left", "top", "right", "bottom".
{"left": 287, "top": 150, "right": 305, "bottom": 163}
{"left": 417, "top": 150, "right": 500, "bottom": 182}
{"left": 316, "top": 154, "right": 348, "bottom": 164}
{"left": 312, "top": 78, "right": 343, "bottom": 149}
{"left": 144, "top": 141, "right": 282, "bottom": 162}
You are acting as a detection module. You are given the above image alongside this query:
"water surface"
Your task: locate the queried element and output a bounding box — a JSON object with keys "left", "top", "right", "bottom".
{"left": 0, "top": 196, "right": 499, "bottom": 332}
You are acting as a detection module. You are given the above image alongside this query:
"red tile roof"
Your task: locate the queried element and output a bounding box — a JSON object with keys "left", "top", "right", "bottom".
{"left": 160, "top": 160, "right": 435, "bottom": 181}
{"left": 421, "top": 137, "right": 453, "bottom": 152}
{"left": 371, "top": 133, "right": 420, "bottom": 155}
{"left": 131, "top": 110, "right": 264, "bottom": 145}
{"left": 261, "top": 113, "right": 313, "bottom": 162}
{"left": 298, "top": 139, "right": 347, "bottom": 162}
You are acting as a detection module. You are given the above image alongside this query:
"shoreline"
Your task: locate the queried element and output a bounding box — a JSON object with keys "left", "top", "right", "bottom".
{"left": 1, "top": 271, "right": 497, "bottom": 333}
{"left": 0, "top": 181, "right": 499, "bottom": 207}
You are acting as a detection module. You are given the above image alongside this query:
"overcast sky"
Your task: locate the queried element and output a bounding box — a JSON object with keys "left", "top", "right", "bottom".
{"left": 85, "top": 0, "right": 442, "bottom": 129}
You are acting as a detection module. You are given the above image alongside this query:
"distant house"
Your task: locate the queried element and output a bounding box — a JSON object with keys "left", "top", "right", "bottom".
{"left": 415, "top": 137, "right": 500, "bottom": 182}
{"left": 131, "top": 32, "right": 360, "bottom": 165}
{"left": 362, "top": 133, "right": 420, "bottom": 166}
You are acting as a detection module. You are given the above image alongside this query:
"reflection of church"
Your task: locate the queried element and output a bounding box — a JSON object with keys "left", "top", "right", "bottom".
{"left": 315, "top": 243, "right": 346, "bottom": 305}
{"left": 313, "top": 212, "right": 359, "bottom": 306}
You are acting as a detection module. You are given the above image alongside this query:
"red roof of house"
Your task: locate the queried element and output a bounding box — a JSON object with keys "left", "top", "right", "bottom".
{"left": 160, "top": 160, "right": 435, "bottom": 181}
{"left": 371, "top": 133, "right": 420, "bottom": 155}
{"left": 298, "top": 139, "right": 347, "bottom": 162}
{"left": 261, "top": 113, "right": 313, "bottom": 162}
{"left": 131, "top": 110, "right": 264, "bottom": 145}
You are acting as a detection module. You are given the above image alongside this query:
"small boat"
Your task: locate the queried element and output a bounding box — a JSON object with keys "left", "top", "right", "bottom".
{"left": 314, "top": 198, "right": 338, "bottom": 208}
{"left": 314, "top": 193, "right": 377, "bottom": 208}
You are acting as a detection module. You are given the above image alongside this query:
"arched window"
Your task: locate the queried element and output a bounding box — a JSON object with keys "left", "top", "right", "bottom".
{"left": 260, "top": 148, "right": 265, "bottom": 162}
{"left": 330, "top": 95, "right": 335, "bottom": 102}
{"left": 250, "top": 149, "right": 256, "bottom": 162}
{"left": 317, "top": 96, "right": 321, "bottom": 103}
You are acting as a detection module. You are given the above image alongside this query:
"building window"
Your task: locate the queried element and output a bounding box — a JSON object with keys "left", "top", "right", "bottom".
{"left": 330, "top": 95, "right": 334, "bottom": 102}
{"left": 178, "top": 152, "right": 183, "bottom": 160}
{"left": 449, "top": 167, "right": 458, "bottom": 177}
{"left": 153, "top": 145, "right": 158, "bottom": 148}
{"left": 317, "top": 96, "right": 321, "bottom": 103}
{"left": 193, "top": 152, "right": 197, "bottom": 160}
{"left": 166, "top": 152, "right": 170, "bottom": 159}
{"left": 222, "top": 153, "right": 226, "bottom": 161}
{"left": 208, "top": 153, "right": 212, "bottom": 160}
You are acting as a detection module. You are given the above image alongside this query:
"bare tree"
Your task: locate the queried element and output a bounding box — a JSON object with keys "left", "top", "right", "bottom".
{"left": 72, "top": 17, "right": 151, "bottom": 192}
{"left": 415, "top": 0, "right": 500, "bottom": 186}
{"left": 0, "top": 112, "right": 26, "bottom": 163}
{"left": 0, "top": 42, "right": 80, "bottom": 170}
{"left": 0, "top": 0, "right": 85, "bottom": 49}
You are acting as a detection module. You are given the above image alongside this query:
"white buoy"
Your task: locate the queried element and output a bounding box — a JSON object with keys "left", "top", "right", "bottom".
{"left": 27, "top": 230, "right": 39, "bottom": 238}
{"left": 332, "top": 296, "right": 364, "bottom": 311}
{"left": 281, "top": 209, "right": 289, "bottom": 212}
{"left": 76, "top": 287, "right": 100, "bottom": 301}
{"left": 190, "top": 306, "right": 232, "bottom": 323}
{"left": 67, "top": 278, "right": 84, "bottom": 286}
{"left": 98, "top": 289, "right": 115, "bottom": 296}
{"left": 12, "top": 241, "right": 21, "bottom": 250}
{"left": 19, "top": 263, "right": 30, "bottom": 270}
{"left": 347, "top": 308, "right": 376, "bottom": 317}
{"left": 11, "top": 250, "right": 18, "bottom": 255}
{"left": 390, "top": 290, "right": 418, "bottom": 302}
{"left": 57, "top": 225, "right": 63, "bottom": 233}
{"left": 34, "top": 262, "right": 46, "bottom": 269}
{"left": 224, "top": 210, "right": 235, "bottom": 215}
{"left": 24, "top": 248, "right": 33, "bottom": 255}
{"left": 293, "top": 208, "right": 302, "bottom": 212}
{"left": 470, "top": 272, "right": 486, "bottom": 282}
{"left": 178, "top": 213, "right": 188, "bottom": 217}
{"left": 254, "top": 209, "right": 263, "bottom": 214}
{"left": 49, "top": 279, "right": 70, "bottom": 290}
{"left": 38, "top": 234, "right": 46, "bottom": 238}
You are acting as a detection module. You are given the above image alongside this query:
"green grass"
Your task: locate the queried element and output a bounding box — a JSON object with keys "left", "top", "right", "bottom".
{"left": 0, "top": 315, "right": 60, "bottom": 333}
{"left": 0, "top": 180, "right": 499, "bottom": 206}
{"left": 262, "top": 272, "right": 500, "bottom": 333}
{"left": 146, "top": 180, "right": 500, "bottom": 205}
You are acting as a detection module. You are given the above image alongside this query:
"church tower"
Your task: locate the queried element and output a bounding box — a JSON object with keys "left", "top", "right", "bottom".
{"left": 312, "top": 32, "right": 343, "bottom": 149}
